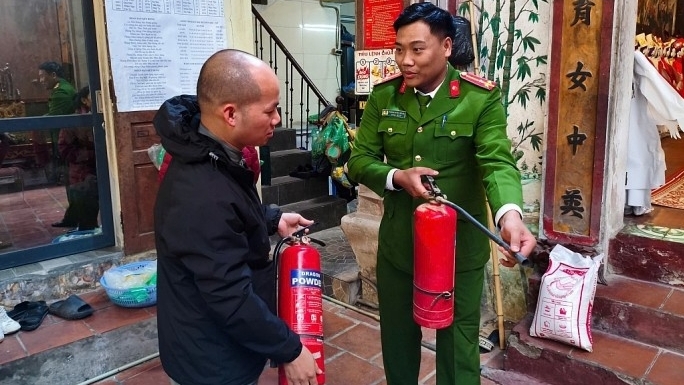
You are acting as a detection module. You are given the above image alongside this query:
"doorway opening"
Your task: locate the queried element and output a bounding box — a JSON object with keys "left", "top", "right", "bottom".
{"left": 623, "top": 0, "right": 684, "bottom": 239}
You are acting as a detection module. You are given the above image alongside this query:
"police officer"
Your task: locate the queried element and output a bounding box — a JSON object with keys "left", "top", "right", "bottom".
{"left": 346, "top": 3, "right": 536, "bottom": 384}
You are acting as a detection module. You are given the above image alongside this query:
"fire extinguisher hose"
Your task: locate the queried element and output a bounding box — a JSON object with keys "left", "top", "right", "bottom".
{"left": 421, "top": 173, "right": 530, "bottom": 267}
{"left": 434, "top": 195, "right": 530, "bottom": 267}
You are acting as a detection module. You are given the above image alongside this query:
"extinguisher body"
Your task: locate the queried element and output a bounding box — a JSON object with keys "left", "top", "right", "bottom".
{"left": 277, "top": 242, "right": 326, "bottom": 385}
{"left": 413, "top": 201, "right": 457, "bottom": 329}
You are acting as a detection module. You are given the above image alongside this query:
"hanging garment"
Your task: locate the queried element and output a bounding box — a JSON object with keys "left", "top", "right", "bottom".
{"left": 626, "top": 50, "right": 684, "bottom": 214}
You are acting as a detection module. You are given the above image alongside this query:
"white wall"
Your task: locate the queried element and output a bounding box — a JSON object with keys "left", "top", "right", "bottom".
{"left": 253, "top": 0, "right": 341, "bottom": 106}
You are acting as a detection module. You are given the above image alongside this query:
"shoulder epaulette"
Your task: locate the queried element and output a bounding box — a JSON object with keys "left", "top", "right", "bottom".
{"left": 375, "top": 72, "right": 403, "bottom": 85}
{"left": 459, "top": 72, "right": 497, "bottom": 90}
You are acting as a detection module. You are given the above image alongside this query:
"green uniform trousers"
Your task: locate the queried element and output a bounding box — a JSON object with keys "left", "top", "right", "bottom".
{"left": 377, "top": 255, "right": 484, "bottom": 385}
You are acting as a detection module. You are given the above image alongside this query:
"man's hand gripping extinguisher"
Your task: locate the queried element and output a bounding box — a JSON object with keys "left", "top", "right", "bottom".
{"left": 273, "top": 224, "right": 326, "bottom": 384}
{"left": 413, "top": 176, "right": 531, "bottom": 329}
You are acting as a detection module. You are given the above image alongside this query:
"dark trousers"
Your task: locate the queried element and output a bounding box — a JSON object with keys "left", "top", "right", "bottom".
{"left": 377, "top": 254, "right": 485, "bottom": 385}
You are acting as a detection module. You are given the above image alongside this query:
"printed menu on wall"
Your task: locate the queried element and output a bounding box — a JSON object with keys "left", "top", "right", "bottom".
{"left": 105, "top": 0, "right": 228, "bottom": 112}
{"left": 354, "top": 49, "right": 400, "bottom": 95}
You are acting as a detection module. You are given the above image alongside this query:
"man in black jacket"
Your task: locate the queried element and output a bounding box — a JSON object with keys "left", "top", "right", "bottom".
{"left": 154, "top": 49, "right": 322, "bottom": 385}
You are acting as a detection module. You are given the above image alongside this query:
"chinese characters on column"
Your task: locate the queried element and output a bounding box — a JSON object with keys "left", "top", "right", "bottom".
{"left": 543, "top": 0, "right": 609, "bottom": 244}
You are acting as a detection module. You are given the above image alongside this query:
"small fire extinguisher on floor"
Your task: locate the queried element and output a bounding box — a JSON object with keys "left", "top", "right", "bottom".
{"left": 273, "top": 224, "right": 326, "bottom": 385}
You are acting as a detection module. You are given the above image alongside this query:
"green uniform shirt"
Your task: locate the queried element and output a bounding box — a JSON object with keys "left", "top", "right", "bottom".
{"left": 347, "top": 65, "right": 523, "bottom": 273}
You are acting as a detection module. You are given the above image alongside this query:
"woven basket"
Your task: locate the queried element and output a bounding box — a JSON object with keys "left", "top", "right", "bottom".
{"left": 100, "top": 261, "right": 157, "bottom": 308}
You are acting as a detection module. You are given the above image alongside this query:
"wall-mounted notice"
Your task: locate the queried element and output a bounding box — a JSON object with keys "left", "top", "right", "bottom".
{"left": 362, "top": 0, "right": 403, "bottom": 49}
{"left": 106, "top": 0, "right": 227, "bottom": 112}
{"left": 354, "top": 48, "right": 400, "bottom": 95}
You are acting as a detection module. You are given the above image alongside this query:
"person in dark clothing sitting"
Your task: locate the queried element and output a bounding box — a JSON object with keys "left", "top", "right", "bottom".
{"left": 153, "top": 49, "right": 322, "bottom": 385}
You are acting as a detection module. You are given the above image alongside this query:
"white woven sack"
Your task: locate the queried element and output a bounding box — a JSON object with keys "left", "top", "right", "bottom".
{"left": 530, "top": 244, "right": 603, "bottom": 352}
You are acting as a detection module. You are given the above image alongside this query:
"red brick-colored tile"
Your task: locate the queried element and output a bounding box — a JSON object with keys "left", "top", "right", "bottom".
{"left": 80, "top": 289, "right": 113, "bottom": 311}
{"left": 418, "top": 346, "right": 436, "bottom": 382}
{"left": 83, "top": 305, "right": 153, "bottom": 334}
{"left": 598, "top": 276, "right": 671, "bottom": 309}
{"left": 662, "top": 288, "right": 684, "bottom": 317}
{"left": 323, "top": 309, "right": 357, "bottom": 338}
{"left": 0, "top": 334, "right": 28, "bottom": 365}
{"left": 327, "top": 323, "right": 382, "bottom": 360}
{"left": 421, "top": 326, "right": 436, "bottom": 345}
{"left": 18, "top": 320, "right": 93, "bottom": 355}
{"left": 420, "top": 373, "right": 435, "bottom": 385}
{"left": 571, "top": 332, "right": 658, "bottom": 379}
{"left": 324, "top": 344, "right": 343, "bottom": 362}
{"left": 120, "top": 361, "right": 169, "bottom": 385}
{"left": 145, "top": 306, "right": 157, "bottom": 316}
{"left": 325, "top": 352, "right": 385, "bottom": 385}
{"left": 337, "top": 307, "right": 380, "bottom": 326}
{"left": 115, "top": 357, "right": 163, "bottom": 381}
{"left": 647, "top": 351, "right": 684, "bottom": 385}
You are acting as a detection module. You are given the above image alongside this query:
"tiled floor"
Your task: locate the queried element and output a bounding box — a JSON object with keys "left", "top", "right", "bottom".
{"left": 0, "top": 288, "right": 507, "bottom": 385}
{"left": 0, "top": 183, "right": 76, "bottom": 251}
{"left": 623, "top": 135, "right": 684, "bottom": 242}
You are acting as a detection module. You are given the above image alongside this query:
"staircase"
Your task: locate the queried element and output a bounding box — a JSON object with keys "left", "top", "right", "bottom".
{"left": 502, "top": 234, "right": 684, "bottom": 385}
{"left": 252, "top": 5, "right": 349, "bottom": 234}
{"left": 261, "top": 127, "right": 348, "bottom": 232}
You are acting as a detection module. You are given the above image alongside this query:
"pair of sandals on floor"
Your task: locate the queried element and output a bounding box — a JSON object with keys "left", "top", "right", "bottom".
{"left": 8, "top": 295, "right": 94, "bottom": 331}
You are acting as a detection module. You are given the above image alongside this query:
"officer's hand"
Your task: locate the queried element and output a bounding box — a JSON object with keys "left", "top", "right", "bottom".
{"left": 498, "top": 210, "right": 536, "bottom": 267}
{"left": 278, "top": 213, "right": 314, "bottom": 238}
{"left": 393, "top": 167, "right": 438, "bottom": 198}
{"left": 283, "top": 345, "right": 322, "bottom": 385}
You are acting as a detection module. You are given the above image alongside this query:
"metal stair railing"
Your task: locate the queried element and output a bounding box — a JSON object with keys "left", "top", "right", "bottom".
{"left": 252, "top": 5, "right": 333, "bottom": 150}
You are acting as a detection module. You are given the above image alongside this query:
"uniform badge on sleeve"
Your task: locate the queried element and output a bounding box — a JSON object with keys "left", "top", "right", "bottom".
{"left": 459, "top": 72, "right": 497, "bottom": 90}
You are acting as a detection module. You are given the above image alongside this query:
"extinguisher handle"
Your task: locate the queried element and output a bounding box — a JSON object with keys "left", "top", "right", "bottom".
{"left": 291, "top": 222, "right": 319, "bottom": 238}
{"left": 435, "top": 196, "right": 531, "bottom": 267}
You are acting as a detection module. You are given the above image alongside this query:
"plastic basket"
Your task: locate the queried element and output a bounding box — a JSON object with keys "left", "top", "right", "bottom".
{"left": 100, "top": 261, "right": 157, "bottom": 308}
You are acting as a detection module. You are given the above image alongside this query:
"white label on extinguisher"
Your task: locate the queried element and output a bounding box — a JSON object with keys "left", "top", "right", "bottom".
{"left": 289, "top": 269, "right": 323, "bottom": 335}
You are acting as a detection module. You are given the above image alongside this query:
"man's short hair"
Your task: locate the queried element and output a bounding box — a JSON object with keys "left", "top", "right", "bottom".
{"left": 196, "top": 49, "right": 262, "bottom": 108}
{"left": 38, "top": 61, "right": 64, "bottom": 78}
{"left": 393, "top": 3, "right": 456, "bottom": 41}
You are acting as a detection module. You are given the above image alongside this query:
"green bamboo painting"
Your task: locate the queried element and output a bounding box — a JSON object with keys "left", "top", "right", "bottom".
{"left": 459, "top": 0, "right": 548, "bottom": 183}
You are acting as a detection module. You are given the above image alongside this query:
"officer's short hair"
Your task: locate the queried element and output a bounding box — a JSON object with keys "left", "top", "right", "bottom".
{"left": 38, "top": 61, "right": 64, "bottom": 78}
{"left": 393, "top": 3, "right": 456, "bottom": 41}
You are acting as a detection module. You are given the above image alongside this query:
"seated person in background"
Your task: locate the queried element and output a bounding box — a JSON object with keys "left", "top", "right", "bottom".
{"left": 52, "top": 86, "right": 99, "bottom": 230}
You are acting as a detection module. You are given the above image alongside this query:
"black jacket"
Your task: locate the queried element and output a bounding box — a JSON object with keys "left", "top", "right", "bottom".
{"left": 153, "top": 95, "right": 302, "bottom": 385}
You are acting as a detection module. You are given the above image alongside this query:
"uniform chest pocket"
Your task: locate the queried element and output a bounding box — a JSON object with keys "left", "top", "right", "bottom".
{"left": 433, "top": 122, "right": 474, "bottom": 164}
{"left": 378, "top": 119, "right": 409, "bottom": 158}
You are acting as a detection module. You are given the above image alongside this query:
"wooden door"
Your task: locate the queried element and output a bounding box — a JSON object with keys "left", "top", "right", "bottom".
{"left": 114, "top": 111, "right": 160, "bottom": 255}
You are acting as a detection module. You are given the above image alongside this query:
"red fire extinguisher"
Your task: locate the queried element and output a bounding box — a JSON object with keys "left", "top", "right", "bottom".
{"left": 413, "top": 200, "right": 457, "bottom": 329}
{"left": 274, "top": 225, "right": 326, "bottom": 385}
{"left": 413, "top": 175, "right": 531, "bottom": 329}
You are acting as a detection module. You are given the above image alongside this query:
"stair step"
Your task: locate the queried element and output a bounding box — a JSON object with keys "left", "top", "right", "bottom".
{"left": 269, "top": 149, "right": 312, "bottom": 178}
{"left": 267, "top": 127, "right": 297, "bottom": 152}
{"left": 505, "top": 315, "right": 684, "bottom": 385}
{"left": 609, "top": 232, "right": 684, "bottom": 287}
{"left": 527, "top": 272, "right": 684, "bottom": 355}
{"left": 592, "top": 275, "right": 684, "bottom": 355}
{"left": 0, "top": 315, "right": 158, "bottom": 385}
{"left": 261, "top": 175, "right": 329, "bottom": 206}
{"left": 279, "top": 196, "right": 347, "bottom": 232}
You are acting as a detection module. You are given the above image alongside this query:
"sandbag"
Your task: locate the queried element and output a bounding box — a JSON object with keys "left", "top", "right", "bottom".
{"left": 530, "top": 244, "right": 603, "bottom": 352}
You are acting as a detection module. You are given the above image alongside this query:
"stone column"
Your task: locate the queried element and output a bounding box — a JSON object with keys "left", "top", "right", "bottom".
{"left": 340, "top": 184, "right": 383, "bottom": 306}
